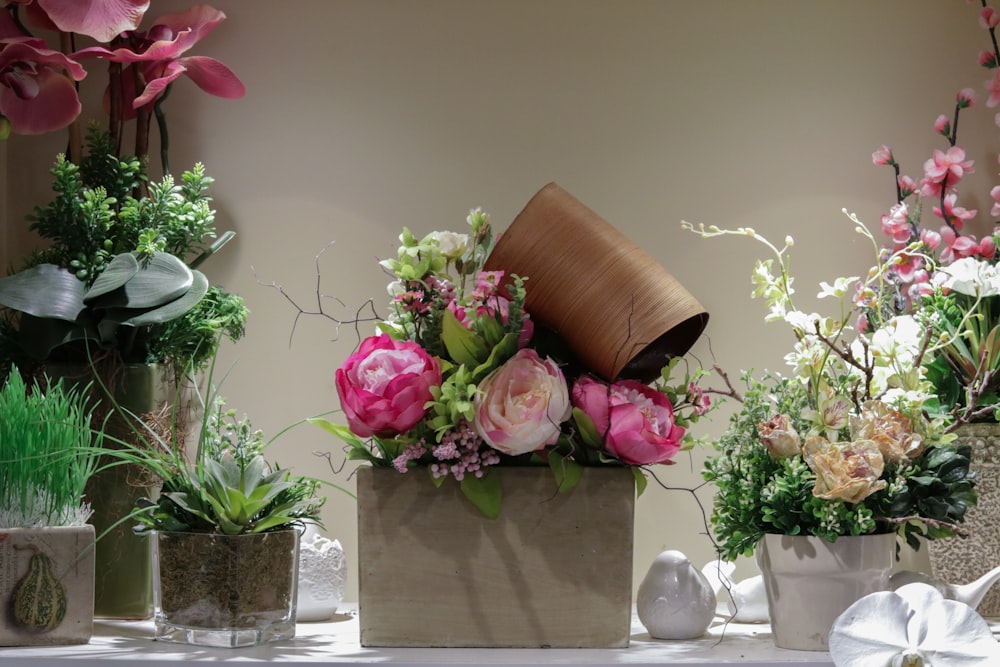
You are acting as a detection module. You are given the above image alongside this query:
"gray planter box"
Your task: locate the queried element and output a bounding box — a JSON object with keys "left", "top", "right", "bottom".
{"left": 0, "top": 526, "right": 95, "bottom": 646}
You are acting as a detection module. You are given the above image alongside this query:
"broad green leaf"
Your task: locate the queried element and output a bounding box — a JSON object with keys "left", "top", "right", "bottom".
{"left": 120, "top": 270, "right": 209, "bottom": 326}
{"left": 17, "top": 313, "right": 98, "bottom": 360}
{"left": 0, "top": 264, "right": 88, "bottom": 321}
{"left": 441, "top": 308, "right": 488, "bottom": 368}
{"left": 548, "top": 451, "right": 583, "bottom": 493}
{"left": 84, "top": 252, "right": 193, "bottom": 309}
{"left": 460, "top": 470, "right": 502, "bottom": 519}
{"left": 82, "top": 253, "right": 139, "bottom": 300}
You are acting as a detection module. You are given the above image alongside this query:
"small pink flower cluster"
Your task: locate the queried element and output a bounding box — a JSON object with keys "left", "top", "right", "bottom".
{"left": 871, "top": 3, "right": 1000, "bottom": 303}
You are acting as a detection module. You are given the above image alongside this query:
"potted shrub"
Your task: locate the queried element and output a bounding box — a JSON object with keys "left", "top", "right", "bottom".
{"left": 0, "top": 367, "right": 104, "bottom": 646}
{"left": 0, "top": 2, "right": 247, "bottom": 619}
{"left": 114, "top": 385, "right": 326, "bottom": 648}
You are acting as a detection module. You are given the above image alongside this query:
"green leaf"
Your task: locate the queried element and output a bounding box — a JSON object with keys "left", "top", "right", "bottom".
{"left": 120, "top": 270, "right": 209, "bottom": 326}
{"left": 0, "top": 264, "right": 88, "bottom": 321}
{"left": 632, "top": 467, "right": 647, "bottom": 497}
{"left": 84, "top": 252, "right": 193, "bottom": 309}
{"left": 82, "top": 253, "right": 139, "bottom": 300}
{"left": 459, "top": 470, "right": 502, "bottom": 519}
{"left": 441, "top": 308, "right": 488, "bottom": 368}
{"left": 572, "top": 407, "right": 604, "bottom": 449}
{"left": 548, "top": 451, "right": 583, "bottom": 493}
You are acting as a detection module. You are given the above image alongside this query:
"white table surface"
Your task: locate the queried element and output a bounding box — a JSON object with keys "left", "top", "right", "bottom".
{"left": 1, "top": 607, "right": 998, "bottom": 666}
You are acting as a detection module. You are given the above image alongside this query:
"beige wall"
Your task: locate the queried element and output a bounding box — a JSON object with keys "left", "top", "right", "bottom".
{"left": 5, "top": 0, "right": 991, "bottom": 599}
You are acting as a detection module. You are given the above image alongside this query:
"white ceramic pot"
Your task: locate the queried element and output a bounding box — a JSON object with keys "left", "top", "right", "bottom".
{"left": 756, "top": 533, "right": 895, "bottom": 651}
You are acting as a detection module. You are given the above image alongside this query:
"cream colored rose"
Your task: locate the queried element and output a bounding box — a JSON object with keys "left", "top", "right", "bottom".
{"left": 803, "top": 435, "right": 887, "bottom": 504}
{"left": 430, "top": 231, "right": 470, "bottom": 260}
{"left": 757, "top": 414, "right": 801, "bottom": 459}
{"left": 850, "top": 401, "right": 925, "bottom": 464}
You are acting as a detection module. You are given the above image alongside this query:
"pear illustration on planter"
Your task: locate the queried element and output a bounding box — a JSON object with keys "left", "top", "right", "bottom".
{"left": 11, "top": 545, "right": 67, "bottom": 634}
{"left": 637, "top": 550, "right": 716, "bottom": 640}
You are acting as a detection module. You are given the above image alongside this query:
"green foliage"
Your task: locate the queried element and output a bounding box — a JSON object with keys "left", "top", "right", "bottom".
{"left": 129, "top": 395, "right": 325, "bottom": 536}
{"left": 704, "top": 372, "right": 977, "bottom": 561}
{"left": 0, "top": 128, "right": 246, "bottom": 369}
{"left": 0, "top": 367, "right": 101, "bottom": 527}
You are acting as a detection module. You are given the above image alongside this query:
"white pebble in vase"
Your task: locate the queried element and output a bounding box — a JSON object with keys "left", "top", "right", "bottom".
{"left": 637, "top": 550, "right": 716, "bottom": 640}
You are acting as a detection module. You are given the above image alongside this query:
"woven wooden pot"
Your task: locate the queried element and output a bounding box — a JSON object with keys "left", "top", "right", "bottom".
{"left": 484, "top": 182, "right": 708, "bottom": 382}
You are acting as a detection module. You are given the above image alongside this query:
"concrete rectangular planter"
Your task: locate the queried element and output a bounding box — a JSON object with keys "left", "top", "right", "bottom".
{"left": 356, "top": 466, "right": 635, "bottom": 648}
{"left": 0, "top": 526, "right": 95, "bottom": 646}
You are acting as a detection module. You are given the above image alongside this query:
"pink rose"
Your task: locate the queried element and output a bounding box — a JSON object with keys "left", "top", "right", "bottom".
{"left": 472, "top": 348, "right": 571, "bottom": 456}
{"left": 572, "top": 376, "right": 685, "bottom": 466}
{"left": 335, "top": 334, "right": 441, "bottom": 438}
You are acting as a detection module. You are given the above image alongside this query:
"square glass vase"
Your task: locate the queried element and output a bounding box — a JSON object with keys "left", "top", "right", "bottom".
{"left": 357, "top": 465, "right": 636, "bottom": 648}
{"left": 152, "top": 529, "right": 300, "bottom": 647}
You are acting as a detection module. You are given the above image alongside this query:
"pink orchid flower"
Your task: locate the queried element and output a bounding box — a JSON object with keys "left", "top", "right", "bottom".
{"left": 74, "top": 5, "right": 244, "bottom": 113}
{"left": 921, "top": 146, "right": 974, "bottom": 196}
{"left": 29, "top": 0, "right": 149, "bottom": 43}
{"left": 0, "top": 37, "right": 86, "bottom": 134}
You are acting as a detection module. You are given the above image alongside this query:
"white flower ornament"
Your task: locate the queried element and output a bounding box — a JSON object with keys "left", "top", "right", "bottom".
{"left": 829, "top": 583, "right": 1000, "bottom": 666}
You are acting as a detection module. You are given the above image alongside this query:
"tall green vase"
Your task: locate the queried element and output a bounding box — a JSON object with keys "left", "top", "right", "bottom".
{"left": 46, "top": 363, "right": 182, "bottom": 620}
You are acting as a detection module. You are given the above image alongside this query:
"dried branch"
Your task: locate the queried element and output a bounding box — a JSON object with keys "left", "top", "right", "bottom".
{"left": 251, "top": 242, "right": 382, "bottom": 349}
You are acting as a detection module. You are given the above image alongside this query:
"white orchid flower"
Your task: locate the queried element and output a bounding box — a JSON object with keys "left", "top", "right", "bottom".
{"left": 932, "top": 256, "right": 1000, "bottom": 297}
{"left": 829, "top": 583, "right": 1000, "bottom": 666}
{"left": 817, "top": 275, "right": 859, "bottom": 299}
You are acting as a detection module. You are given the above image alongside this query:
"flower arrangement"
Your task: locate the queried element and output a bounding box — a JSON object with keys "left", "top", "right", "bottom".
{"left": 312, "top": 208, "right": 714, "bottom": 517}
{"left": 683, "top": 218, "right": 976, "bottom": 561}
{"left": 868, "top": 0, "right": 1000, "bottom": 424}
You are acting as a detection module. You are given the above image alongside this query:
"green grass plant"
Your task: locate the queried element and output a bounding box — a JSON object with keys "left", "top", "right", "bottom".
{"left": 0, "top": 367, "right": 102, "bottom": 528}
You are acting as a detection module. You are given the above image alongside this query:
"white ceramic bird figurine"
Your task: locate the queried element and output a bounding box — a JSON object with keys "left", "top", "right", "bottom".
{"left": 889, "top": 565, "right": 1000, "bottom": 610}
{"left": 700, "top": 559, "right": 771, "bottom": 623}
{"left": 637, "top": 550, "right": 716, "bottom": 639}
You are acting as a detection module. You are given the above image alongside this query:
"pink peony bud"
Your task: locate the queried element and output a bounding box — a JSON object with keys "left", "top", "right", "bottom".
{"left": 572, "top": 376, "right": 685, "bottom": 466}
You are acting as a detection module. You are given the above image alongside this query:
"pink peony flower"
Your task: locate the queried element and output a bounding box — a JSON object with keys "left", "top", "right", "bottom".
{"left": 472, "top": 348, "right": 571, "bottom": 456}
{"left": 335, "top": 333, "right": 441, "bottom": 438}
{"left": 572, "top": 376, "right": 685, "bottom": 466}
